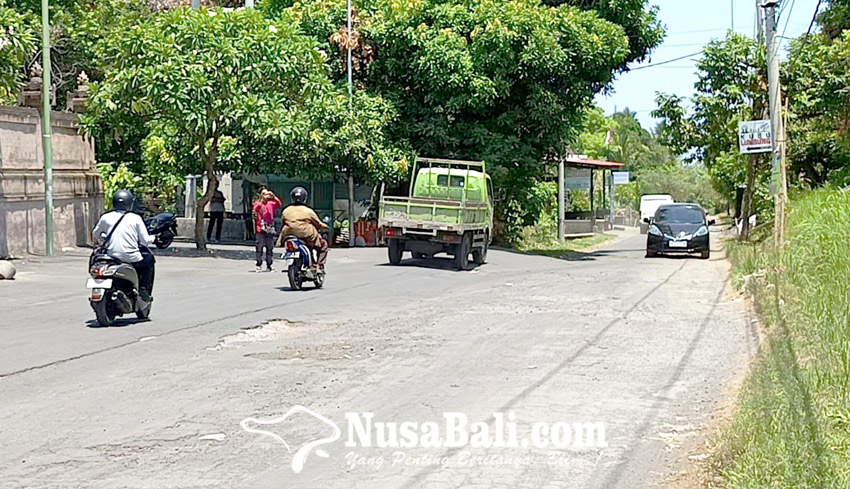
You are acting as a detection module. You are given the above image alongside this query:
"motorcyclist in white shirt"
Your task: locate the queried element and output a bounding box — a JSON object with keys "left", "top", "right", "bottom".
{"left": 92, "top": 190, "right": 156, "bottom": 301}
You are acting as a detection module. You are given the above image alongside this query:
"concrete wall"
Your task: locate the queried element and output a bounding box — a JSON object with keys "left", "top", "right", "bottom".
{"left": 0, "top": 106, "right": 102, "bottom": 258}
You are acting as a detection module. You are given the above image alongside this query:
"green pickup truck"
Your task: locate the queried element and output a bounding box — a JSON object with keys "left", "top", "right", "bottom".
{"left": 379, "top": 158, "right": 494, "bottom": 270}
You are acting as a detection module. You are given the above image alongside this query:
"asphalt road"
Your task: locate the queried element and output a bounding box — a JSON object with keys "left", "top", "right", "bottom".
{"left": 0, "top": 229, "right": 757, "bottom": 489}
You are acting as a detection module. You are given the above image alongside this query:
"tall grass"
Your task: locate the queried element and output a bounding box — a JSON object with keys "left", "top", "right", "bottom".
{"left": 715, "top": 188, "right": 850, "bottom": 488}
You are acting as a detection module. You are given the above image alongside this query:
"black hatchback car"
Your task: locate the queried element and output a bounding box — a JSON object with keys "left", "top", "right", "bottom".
{"left": 644, "top": 204, "right": 714, "bottom": 259}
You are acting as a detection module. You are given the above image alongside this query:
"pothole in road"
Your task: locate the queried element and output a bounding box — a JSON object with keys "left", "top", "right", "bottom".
{"left": 206, "top": 319, "right": 312, "bottom": 351}
{"left": 247, "top": 341, "right": 376, "bottom": 362}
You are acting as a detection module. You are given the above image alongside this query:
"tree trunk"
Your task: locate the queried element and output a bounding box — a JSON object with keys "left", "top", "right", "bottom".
{"left": 193, "top": 136, "right": 220, "bottom": 251}
{"left": 194, "top": 168, "right": 218, "bottom": 251}
{"left": 740, "top": 154, "right": 757, "bottom": 241}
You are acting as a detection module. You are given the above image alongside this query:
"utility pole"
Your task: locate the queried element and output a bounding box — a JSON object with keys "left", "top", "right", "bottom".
{"left": 608, "top": 170, "right": 615, "bottom": 228}
{"left": 764, "top": 0, "right": 787, "bottom": 247}
{"left": 558, "top": 156, "right": 565, "bottom": 244}
{"left": 347, "top": 0, "right": 353, "bottom": 112}
{"left": 347, "top": 0, "right": 356, "bottom": 247}
{"left": 42, "top": 0, "right": 53, "bottom": 256}
{"left": 741, "top": 0, "right": 765, "bottom": 242}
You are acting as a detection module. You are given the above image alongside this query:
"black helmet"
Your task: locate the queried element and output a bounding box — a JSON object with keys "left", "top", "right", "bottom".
{"left": 112, "top": 189, "right": 135, "bottom": 211}
{"left": 290, "top": 186, "right": 308, "bottom": 204}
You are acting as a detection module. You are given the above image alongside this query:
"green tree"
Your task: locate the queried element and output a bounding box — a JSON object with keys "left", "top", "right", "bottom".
{"left": 539, "top": 0, "right": 664, "bottom": 65}
{"left": 2, "top": 0, "right": 152, "bottom": 108}
{"left": 819, "top": 0, "right": 850, "bottom": 40}
{"left": 654, "top": 33, "right": 771, "bottom": 228}
{"left": 784, "top": 24, "right": 850, "bottom": 186}
{"left": 266, "top": 0, "right": 664, "bottom": 240}
{"left": 83, "top": 7, "right": 382, "bottom": 249}
{"left": 361, "top": 0, "right": 633, "bottom": 223}
{"left": 609, "top": 109, "right": 674, "bottom": 170}
{"left": 0, "top": 1, "right": 35, "bottom": 103}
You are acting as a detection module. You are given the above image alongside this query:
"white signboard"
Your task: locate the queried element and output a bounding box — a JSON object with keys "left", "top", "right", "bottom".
{"left": 739, "top": 120, "right": 772, "bottom": 154}
{"left": 612, "top": 171, "right": 630, "bottom": 185}
{"left": 564, "top": 168, "right": 591, "bottom": 190}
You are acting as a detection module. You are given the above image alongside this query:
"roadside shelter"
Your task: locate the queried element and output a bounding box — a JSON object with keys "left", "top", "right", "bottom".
{"left": 557, "top": 156, "right": 625, "bottom": 239}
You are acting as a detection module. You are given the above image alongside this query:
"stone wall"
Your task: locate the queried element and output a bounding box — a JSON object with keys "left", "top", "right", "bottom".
{"left": 0, "top": 106, "right": 102, "bottom": 258}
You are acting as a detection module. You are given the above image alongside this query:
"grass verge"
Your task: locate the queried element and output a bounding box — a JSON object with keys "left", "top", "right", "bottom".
{"left": 515, "top": 205, "right": 617, "bottom": 256}
{"left": 711, "top": 187, "right": 850, "bottom": 488}
{"left": 516, "top": 231, "right": 615, "bottom": 257}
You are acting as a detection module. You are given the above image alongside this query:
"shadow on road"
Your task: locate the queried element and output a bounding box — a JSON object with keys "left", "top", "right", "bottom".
{"left": 505, "top": 247, "right": 714, "bottom": 262}
{"left": 152, "top": 246, "right": 257, "bottom": 261}
{"left": 275, "top": 286, "right": 323, "bottom": 292}
{"left": 85, "top": 317, "right": 151, "bottom": 328}
{"left": 376, "top": 256, "right": 470, "bottom": 272}
{"left": 644, "top": 252, "right": 712, "bottom": 260}
{"left": 493, "top": 246, "right": 601, "bottom": 262}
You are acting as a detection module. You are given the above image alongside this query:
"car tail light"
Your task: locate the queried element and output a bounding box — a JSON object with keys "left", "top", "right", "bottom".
{"left": 285, "top": 240, "right": 298, "bottom": 252}
{"left": 385, "top": 228, "right": 395, "bottom": 237}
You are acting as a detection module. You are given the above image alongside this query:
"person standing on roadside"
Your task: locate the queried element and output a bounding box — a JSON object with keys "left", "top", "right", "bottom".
{"left": 252, "top": 187, "right": 282, "bottom": 272}
{"left": 207, "top": 189, "right": 226, "bottom": 243}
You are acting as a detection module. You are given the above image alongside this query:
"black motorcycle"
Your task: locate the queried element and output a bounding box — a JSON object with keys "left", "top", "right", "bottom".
{"left": 87, "top": 251, "right": 152, "bottom": 326}
{"left": 145, "top": 212, "right": 178, "bottom": 249}
{"left": 282, "top": 236, "right": 325, "bottom": 290}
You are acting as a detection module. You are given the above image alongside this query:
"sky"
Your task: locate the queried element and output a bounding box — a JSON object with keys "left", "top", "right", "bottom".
{"left": 596, "top": 0, "right": 822, "bottom": 130}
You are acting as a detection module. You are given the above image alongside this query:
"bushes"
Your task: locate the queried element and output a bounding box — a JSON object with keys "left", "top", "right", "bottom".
{"left": 496, "top": 180, "right": 557, "bottom": 246}
{"left": 717, "top": 188, "right": 850, "bottom": 488}
{"left": 97, "top": 162, "right": 182, "bottom": 211}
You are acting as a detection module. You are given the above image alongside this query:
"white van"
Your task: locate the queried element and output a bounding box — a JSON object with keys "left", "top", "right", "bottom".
{"left": 639, "top": 194, "right": 674, "bottom": 233}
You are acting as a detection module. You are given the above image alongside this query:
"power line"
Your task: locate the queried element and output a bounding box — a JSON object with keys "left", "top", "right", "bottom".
{"left": 777, "top": 0, "right": 790, "bottom": 18}
{"left": 657, "top": 42, "right": 708, "bottom": 48}
{"left": 630, "top": 51, "right": 704, "bottom": 71}
{"left": 666, "top": 27, "right": 728, "bottom": 35}
{"left": 778, "top": 0, "right": 797, "bottom": 49}
{"left": 805, "top": 0, "right": 824, "bottom": 38}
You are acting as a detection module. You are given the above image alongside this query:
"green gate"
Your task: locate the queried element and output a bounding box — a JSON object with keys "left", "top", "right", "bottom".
{"left": 265, "top": 177, "right": 335, "bottom": 237}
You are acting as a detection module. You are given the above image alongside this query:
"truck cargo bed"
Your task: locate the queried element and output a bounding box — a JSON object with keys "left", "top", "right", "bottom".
{"left": 379, "top": 196, "right": 490, "bottom": 232}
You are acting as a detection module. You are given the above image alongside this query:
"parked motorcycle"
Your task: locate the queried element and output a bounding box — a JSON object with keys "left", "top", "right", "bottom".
{"left": 87, "top": 251, "right": 152, "bottom": 326}
{"left": 282, "top": 236, "right": 325, "bottom": 290}
{"left": 144, "top": 212, "right": 178, "bottom": 249}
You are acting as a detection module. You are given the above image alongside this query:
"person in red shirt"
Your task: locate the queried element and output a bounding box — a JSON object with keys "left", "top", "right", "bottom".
{"left": 252, "top": 187, "right": 282, "bottom": 272}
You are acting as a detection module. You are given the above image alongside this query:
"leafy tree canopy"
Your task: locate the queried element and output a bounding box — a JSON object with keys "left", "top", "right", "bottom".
{"left": 785, "top": 11, "right": 850, "bottom": 186}
{"left": 84, "top": 7, "right": 407, "bottom": 248}
{"left": 268, "top": 0, "right": 663, "bottom": 232}
{"left": 819, "top": 0, "right": 850, "bottom": 40}
{"left": 654, "top": 33, "right": 768, "bottom": 201}
{"left": 539, "top": 0, "right": 664, "bottom": 65}
{"left": 0, "top": 0, "right": 35, "bottom": 103}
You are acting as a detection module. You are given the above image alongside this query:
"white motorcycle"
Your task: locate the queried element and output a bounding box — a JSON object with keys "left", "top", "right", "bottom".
{"left": 87, "top": 250, "right": 152, "bottom": 326}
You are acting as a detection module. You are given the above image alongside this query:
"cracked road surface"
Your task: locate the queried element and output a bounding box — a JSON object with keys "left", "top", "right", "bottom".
{"left": 0, "top": 230, "right": 756, "bottom": 488}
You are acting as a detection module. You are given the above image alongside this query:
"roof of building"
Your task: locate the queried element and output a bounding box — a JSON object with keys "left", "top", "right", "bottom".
{"left": 563, "top": 157, "right": 625, "bottom": 169}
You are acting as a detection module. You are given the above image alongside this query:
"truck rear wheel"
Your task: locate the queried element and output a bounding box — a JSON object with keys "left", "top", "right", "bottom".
{"left": 388, "top": 239, "right": 404, "bottom": 265}
{"left": 455, "top": 234, "right": 471, "bottom": 270}
{"left": 472, "top": 232, "right": 489, "bottom": 266}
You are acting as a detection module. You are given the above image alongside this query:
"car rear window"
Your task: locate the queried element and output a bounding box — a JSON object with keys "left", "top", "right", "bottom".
{"left": 655, "top": 206, "right": 704, "bottom": 224}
